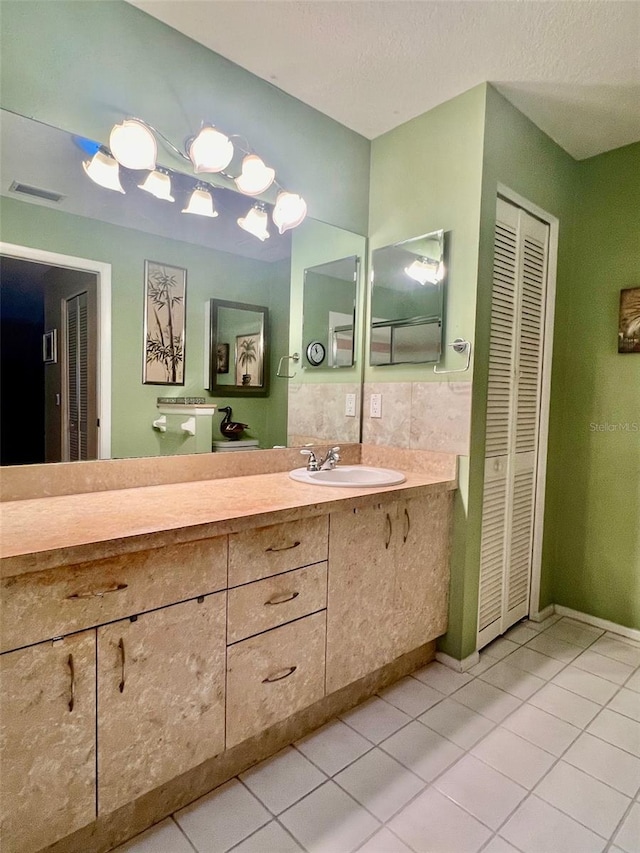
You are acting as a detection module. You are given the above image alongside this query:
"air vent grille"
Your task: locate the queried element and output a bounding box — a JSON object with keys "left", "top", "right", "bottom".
{"left": 9, "top": 181, "right": 65, "bottom": 203}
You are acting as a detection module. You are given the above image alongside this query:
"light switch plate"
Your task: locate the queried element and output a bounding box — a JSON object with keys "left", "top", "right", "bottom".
{"left": 345, "top": 393, "right": 357, "bottom": 417}
{"left": 370, "top": 393, "right": 382, "bottom": 418}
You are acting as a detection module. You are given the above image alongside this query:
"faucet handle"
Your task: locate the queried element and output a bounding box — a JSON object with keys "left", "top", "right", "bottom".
{"left": 300, "top": 448, "right": 319, "bottom": 471}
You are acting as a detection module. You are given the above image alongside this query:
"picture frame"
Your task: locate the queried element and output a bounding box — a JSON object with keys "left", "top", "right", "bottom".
{"left": 618, "top": 287, "right": 640, "bottom": 353}
{"left": 42, "top": 329, "right": 57, "bottom": 364}
{"left": 143, "top": 260, "right": 186, "bottom": 385}
{"left": 235, "top": 333, "right": 263, "bottom": 387}
{"left": 216, "top": 343, "right": 230, "bottom": 374}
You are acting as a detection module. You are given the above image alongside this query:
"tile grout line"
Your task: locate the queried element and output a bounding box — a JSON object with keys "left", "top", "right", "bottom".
{"left": 170, "top": 815, "right": 200, "bottom": 853}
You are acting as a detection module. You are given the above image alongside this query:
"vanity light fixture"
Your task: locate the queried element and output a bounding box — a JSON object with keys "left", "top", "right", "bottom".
{"left": 187, "top": 126, "right": 234, "bottom": 173}
{"left": 238, "top": 202, "right": 270, "bottom": 241}
{"left": 138, "top": 168, "right": 175, "bottom": 202}
{"left": 404, "top": 257, "right": 443, "bottom": 286}
{"left": 182, "top": 185, "right": 218, "bottom": 217}
{"left": 109, "top": 119, "right": 157, "bottom": 171}
{"left": 234, "top": 154, "right": 276, "bottom": 196}
{"left": 273, "top": 191, "right": 308, "bottom": 234}
{"left": 82, "top": 150, "right": 125, "bottom": 194}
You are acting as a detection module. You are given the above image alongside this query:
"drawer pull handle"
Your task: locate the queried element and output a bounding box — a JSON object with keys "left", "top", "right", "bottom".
{"left": 265, "top": 541, "right": 301, "bottom": 553}
{"left": 403, "top": 508, "right": 411, "bottom": 543}
{"left": 67, "top": 653, "right": 75, "bottom": 712}
{"left": 118, "top": 637, "right": 126, "bottom": 693}
{"left": 67, "top": 583, "right": 128, "bottom": 600}
{"left": 385, "top": 513, "right": 392, "bottom": 550}
{"left": 262, "top": 665, "right": 297, "bottom": 683}
{"left": 265, "top": 591, "right": 300, "bottom": 606}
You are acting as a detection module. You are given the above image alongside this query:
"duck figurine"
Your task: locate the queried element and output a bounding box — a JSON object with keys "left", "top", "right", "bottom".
{"left": 218, "top": 406, "right": 249, "bottom": 441}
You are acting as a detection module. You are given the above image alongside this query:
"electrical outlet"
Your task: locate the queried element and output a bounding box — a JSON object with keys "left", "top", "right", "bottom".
{"left": 370, "top": 393, "right": 382, "bottom": 418}
{"left": 345, "top": 393, "right": 357, "bottom": 417}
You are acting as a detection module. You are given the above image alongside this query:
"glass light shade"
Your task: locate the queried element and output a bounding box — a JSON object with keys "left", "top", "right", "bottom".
{"left": 404, "top": 257, "right": 440, "bottom": 286}
{"left": 272, "top": 191, "right": 307, "bottom": 234}
{"left": 109, "top": 119, "right": 157, "bottom": 170}
{"left": 237, "top": 204, "right": 270, "bottom": 241}
{"left": 138, "top": 170, "right": 174, "bottom": 201}
{"left": 181, "top": 187, "right": 218, "bottom": 217}
{"left": 234, "top": 154, "right": 276, "bottom": 195}
{"left": 82, "top": 151, "right": 125, "bottom": 193}
{"left": 188, "top": 127, "right": 234, "bottom": 173}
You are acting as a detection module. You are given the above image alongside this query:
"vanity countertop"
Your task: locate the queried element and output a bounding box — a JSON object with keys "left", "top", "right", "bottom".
{"left": 0, "top": 468, "right": 456, "bottom": 578}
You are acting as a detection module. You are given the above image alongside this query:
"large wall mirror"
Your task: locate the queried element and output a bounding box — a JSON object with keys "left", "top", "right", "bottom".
{"left": 0, "top": 109, "right": 367, "bottom": 465}
{"left": 370, "top": 230, "right": 446, "bottom": 366}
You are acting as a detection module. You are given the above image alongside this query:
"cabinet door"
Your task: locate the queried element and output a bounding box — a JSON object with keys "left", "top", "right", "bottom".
{"left": 392, "top": 494, "right": 451, "bottom": 657}
{"left": 0, "top": 631, "right": 96, "bottom": 853}
{"left": 97, "top": 593, "right": 226, "bottom": 815}
{"left": 326, "top": 504, "right": 397, "bottom": 693}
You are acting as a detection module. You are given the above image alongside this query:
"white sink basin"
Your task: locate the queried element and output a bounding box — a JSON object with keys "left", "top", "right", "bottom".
{"left": 289, "top": 465, "right": 406, "bottom": 488}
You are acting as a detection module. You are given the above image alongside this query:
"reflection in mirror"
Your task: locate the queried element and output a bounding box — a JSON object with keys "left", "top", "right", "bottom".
{"left": 208, "top": 299, "right": 269, "bottom": 396}
{"left": 370, "top": 230, "right": 445, "bottom": 366}
{"left": 0, "top": 109, "right": 367, "bottom": 464}
{"left": 303, "top": 256, "right": 358, "bottom": 369}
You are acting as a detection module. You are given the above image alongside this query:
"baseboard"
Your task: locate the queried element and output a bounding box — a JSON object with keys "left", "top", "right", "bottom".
{"left": 436, "top": 650, "right": 480, "bottom": 672}
{"left": 554, "top": 605, "right": 640, "bottom": 643}
{"left": 529, "top": 604, "right": 556, "bottom": 623}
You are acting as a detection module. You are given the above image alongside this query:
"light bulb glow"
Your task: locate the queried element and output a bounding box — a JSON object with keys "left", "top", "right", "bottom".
{"left": 272, "top": 191, "right": 307, "bottom": 234}
{"left": 181, "top": 187, "right": 218, "bottom": 217}
{"left": 138, "top": 170, "right": 174, "bottom": 202}
{"left": 82, "top": 151, "right": 125, "bottom": 193}
{"left": 109, "top": 119, "right": 157, "bottom": 170}
{"left": 188, "top": 127, "right": 234, "bottom": 173}
{"left": 234, "top": 154, "right": 276, "bottom": 195}
{"left": 238, "top": 204, "right": 270, "bottom": 241}
{"left": 404, "top": 257, "right": 441, "bottom": 286}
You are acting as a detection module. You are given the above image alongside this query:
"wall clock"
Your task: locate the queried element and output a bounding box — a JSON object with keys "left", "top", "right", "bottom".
{"left": 306, "top": 341, "right": 326, "bottom": 366}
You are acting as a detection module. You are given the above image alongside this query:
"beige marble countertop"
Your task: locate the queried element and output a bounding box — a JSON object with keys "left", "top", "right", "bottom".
{"left": 0, "top": 468, "right": 456, "bottom": 577}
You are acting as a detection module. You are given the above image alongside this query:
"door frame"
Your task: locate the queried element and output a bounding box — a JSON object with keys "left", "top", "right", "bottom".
{"left": 0, "top": 242, "right": 111, "bottom": 459}
{"left": 495, "top": 185, "right": 559, "bottom": 621}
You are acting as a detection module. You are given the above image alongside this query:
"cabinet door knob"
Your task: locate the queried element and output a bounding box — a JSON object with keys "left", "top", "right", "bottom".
{"left": 66, "top": 583, "right": 128, "bottom": 600}
{"left": 403, "top": 508, "right": 411, "bottom": 543}
{"left": 265, "top": 591, "right": 300, "bottom": 606}
{"left": 385, "top": 513, "right": 393, "bottom": 550}
{"left": 67, "top": 653, "right": 75, "bottom": 713}
{"left": 265, "top": 541, "right": 301, "bottom": 553}
{"left": 262, "top": 665, "right": 297, "bottom": 683}
{"left": 118, "top": 637, "right": 126, "bottom": 694}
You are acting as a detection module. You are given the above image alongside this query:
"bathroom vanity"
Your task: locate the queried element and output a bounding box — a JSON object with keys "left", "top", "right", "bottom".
{"left": 0, "top": 447, "right": 455, "bottom": 853}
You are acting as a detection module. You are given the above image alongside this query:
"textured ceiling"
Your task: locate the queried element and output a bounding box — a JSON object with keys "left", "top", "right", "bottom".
{"left": 131, "top": 0, "right": 640, "bottom": 160}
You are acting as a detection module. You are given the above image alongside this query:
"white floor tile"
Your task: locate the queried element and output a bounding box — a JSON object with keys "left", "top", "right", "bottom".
{"left": 230, "top": 821, "right": 303, "bottom": 853}
{"left": 525, "top": 613, "right": 562, "bottom": 631}
{"left": 356, "top": 827, "right": 413, "bottom": 852}
{"left": 378, "top": 676, "right": 445, "bottom": 717}
{"left": 605, "top": 631, "right": 640, "bottom": 647}
{"left": 468, "top": 655, "right": 496, "bottom": 677}
{"left": 380, "top": 720, "right": 463, "bottom": 781}
{"left": 504, "top": 622, "right": 539, "bottom": 645}
{"left": 240, "top": 746, "right": 326, "bottom": 814}
{"left": 279, "top": 781, "right": 379, "bottom": 853}
{"left": 387, "top": 787, "right": 492, "bottom": 853}
{"left": 418, "top": 697, "right": 495, "bottom": 749}
{"left": 500, "top": 795, "right": 606, "bottom": 853}
{"left": 552, "top": 665, "right": 620, "bottom": 704}
{"left": 587, "top": 709, "right": 640, "bottom": 757}
{"left": 340, "top": 696, "right": 411, "bottom": 744}
{"left": 591, "top": 636, "right": 640, "bottom": 668}
{"left": 482, "top": 837, "right": 521, "bottom": 853}
{"left": 544, "top": 619, "right": 604, "bottom": 648}
{"left": 573, "top": 650, "right": 635, "bottom": 685}
{"left": 608, "top": 688, "right": 640, "bottom": 722}
{"left": 295, "top": 719, "right": 372, "bottom": 776}
{"left": 529, "top": 682, "right": 601, "bottom": 728}
{"left": 626, "top": 668, "right": 640, "bottom": 693}
{"left": 111, "top": 819, "right": 194, "bottom": 853}
{"left": 334, "top": 748, "right": 425, "bottom": 821}
{"left": 471, "top": 726, "right": 555, "bottom": 789}
{"left": 526, "top": 632, "right": 582, "bottom": 663}
{"left": 482, "top": 637, "right": 519, "bottom": 661}
{"left": 535, "top": 760, "right": 631, "bottom": 838}
{"left": 435, "top": 754, "right": 527, "bottom": 829}
{"left": 502, "top": 703, "right": 580, "bottom": 755}
{"left": 614, "top": 801, "right": 640, "bottom": 853}
{"left": 507, "top": 646, "right": 566, "bottom": 680}
{"left": 411, "top": 660, "right": 472, "bottom": 694}
{"left": 480, "top": 660, "right": 545, "bottom": 700}
{"left": 174, "top": 779, "right": 270, "bottom": 853}
{"left": 563, "top": 732, "right": 640, "bottom": 797}
{"left": 453, "top": 678, "right": 521, "bottom": 722}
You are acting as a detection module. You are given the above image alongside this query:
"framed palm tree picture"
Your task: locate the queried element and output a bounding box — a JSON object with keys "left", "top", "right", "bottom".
{"left": 143, "top": 260, "right": 186, "bottom": 385}
{"left": 235, "top": 333, "right": 262, "bottom": 386}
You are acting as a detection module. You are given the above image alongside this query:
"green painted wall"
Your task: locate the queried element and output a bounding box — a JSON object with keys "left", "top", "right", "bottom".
{"left": 543, "top": 142, "right": 640, "bottom": 629}
{"left": 0, "top": 1, "right": 369, "bottom": 235}
{"left": 1, "top": 196, "right": 290, "bottom": 455}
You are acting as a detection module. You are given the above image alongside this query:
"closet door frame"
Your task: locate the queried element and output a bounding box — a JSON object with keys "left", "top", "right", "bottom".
{"left": 496, "top": 184, "right": 559, "bottom": 622}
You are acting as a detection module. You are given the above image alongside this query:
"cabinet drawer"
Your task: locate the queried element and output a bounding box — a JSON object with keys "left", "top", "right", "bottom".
{"left": 1, "top": 537, "right": 227, "bottom": 653}
{"left": 228, "top": 515, "right": 328, "bottom": 586}
{"left": 226, "top": 611, "right": 326, "bottom": 747}
{"left": 227, "top": 562, "right": 327, "bottom": 644}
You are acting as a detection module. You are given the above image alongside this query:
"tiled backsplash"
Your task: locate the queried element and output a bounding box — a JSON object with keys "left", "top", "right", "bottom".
{"left": 288, "top": 382, "right": 361, "bottom": 447}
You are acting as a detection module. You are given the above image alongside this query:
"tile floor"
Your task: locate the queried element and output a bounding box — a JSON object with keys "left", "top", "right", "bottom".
{"left": 114, "top": 616, "right": 640, "bottom": 853}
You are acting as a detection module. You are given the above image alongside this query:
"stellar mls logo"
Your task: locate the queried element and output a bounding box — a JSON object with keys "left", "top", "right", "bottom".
{"left": 589, "top": 422, "right": 639, "bottom": 432}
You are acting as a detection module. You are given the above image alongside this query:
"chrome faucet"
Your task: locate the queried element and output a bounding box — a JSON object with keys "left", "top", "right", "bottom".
{"left": 300, "top": 446, "right": 341, "bottom": 471}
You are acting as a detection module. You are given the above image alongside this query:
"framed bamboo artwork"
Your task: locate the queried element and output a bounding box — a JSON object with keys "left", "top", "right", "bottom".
{"left": 143, "top": 260, "right": 186, "bottom": 385}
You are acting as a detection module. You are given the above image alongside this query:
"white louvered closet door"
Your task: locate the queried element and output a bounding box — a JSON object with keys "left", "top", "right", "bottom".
{"left": 477, "top": 197, "right": 549, "bottom": 649}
